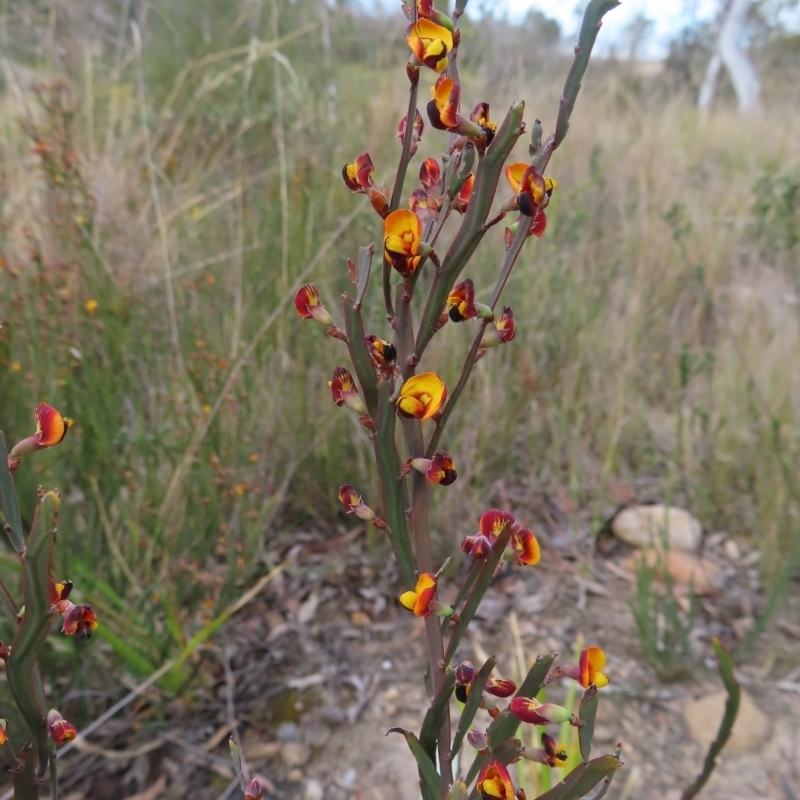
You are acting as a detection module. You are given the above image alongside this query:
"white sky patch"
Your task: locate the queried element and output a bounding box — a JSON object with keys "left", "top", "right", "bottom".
{"left": 489, "top": 0, "right": 722, "bottom": 57}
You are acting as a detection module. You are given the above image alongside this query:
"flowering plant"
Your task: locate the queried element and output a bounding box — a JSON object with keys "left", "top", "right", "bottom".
{"left": 1, "top": 405, "right": 99, "bottom": 798}
{"left": 291, "top": 2, "right": 634, "bottom": 795}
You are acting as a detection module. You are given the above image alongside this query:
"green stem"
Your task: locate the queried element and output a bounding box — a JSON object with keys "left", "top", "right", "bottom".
{"left": 342, "top": 290, "right": 379, "bottom": 419}
{"left": 372, "top": 382, "right": 415, "bottom": 588}
{"left": 414, "top": 102, "right": 526, "bottom": 364}
{"left": 0, "top": 432, "right": 25, "bottom": 553}
{"left": 534, "top": 0, "right": 621, "bottom": 173}
{"left": 426, "top": 220, "right": 530, "bottom": 457}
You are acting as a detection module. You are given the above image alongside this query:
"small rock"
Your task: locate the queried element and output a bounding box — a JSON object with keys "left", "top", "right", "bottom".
{"left": 341, "top": 767, "right": 358, "bottom": 787}
{"left": 305, "top": 780, "right": 324, "bottom": 800}
{"left": 622, "top": 549, "right": 724, "bottom": 595}
{"left": 277, "top": 722, "right": 299, "bottom": 743}
{"left": 350, "top": 610, "right": 371, "bottom": 627}
{"left": 724, "top": 538, "right": 741, "bottom": 561}
{"left": 383, "top": 704, "right": 397, "bottom": 716}
{"left": 684, "top": 690, "right": 771, "bottom": 755}
{"left": 287, "top": 768, "right": 305, "bottom": 781}
{"left": 382, "top": 687, "right": 399, "bottom": 702}
{"left": 612, "top": 505, "right": 702, "bottom": 552}
{"left": 280, "top": 742, "right": 311, "bottom": 768}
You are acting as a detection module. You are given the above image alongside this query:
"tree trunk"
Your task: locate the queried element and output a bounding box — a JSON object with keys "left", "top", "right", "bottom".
{"left": 698, "top": 0, "right": 761, "bottom": 113}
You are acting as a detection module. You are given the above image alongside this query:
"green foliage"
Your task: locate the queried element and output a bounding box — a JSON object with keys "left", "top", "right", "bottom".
{"left": 629, "top": 550, "right": 697, "bottom": 681}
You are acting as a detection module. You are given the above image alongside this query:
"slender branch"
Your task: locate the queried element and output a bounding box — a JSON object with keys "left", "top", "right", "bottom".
{"left": 425, "top": 220, "right": 530, "bottom": 457}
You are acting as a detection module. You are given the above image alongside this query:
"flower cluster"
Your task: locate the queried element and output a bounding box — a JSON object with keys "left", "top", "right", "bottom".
{"left": 461, "top": 509, "right": 540, "bottom": 566}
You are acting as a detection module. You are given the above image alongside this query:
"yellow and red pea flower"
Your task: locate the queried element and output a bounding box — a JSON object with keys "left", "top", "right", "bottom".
{"left": 476, "top": 760, "right": 516, "bottom": 799}
{"left": 509, "top": 697, "right": 579, "bottom": 726}
{"left": 511, "top": 526, "right": 540, "bottom": 566}
{"left": 49, "top": 575, "right": 74, "bottom": 607}
{"left": 0, "top": 720, "right": 7, "bottom": 746}
{"left": 410, "top": 450, "right": 457, "bottom": 485}
{"left": 364, "top": 335, "right": 397, "bottom": 372}
{"left": 244, "top": 779, "right": 263, "bottom": 800}
{"left": 480, "top": 306, "right": 516, "bottom": 349}
{"left": 580, "top": 646, "right": 610, "bottom": 688}
{"left": 9, "top": 403, "right": 71, "bottom": 471}
{"left": 384, "top": 209, "right": 426, "bottom": 277}
{"left": 399, "top": 572, "right": 438, "bottom": 617}
{"left": 406, "top": 18, "right": 453, "bottom": 73}
{"left": 46, "top": 709, "right": 77, "bottom": 745}
{"left": 342, "top": 152, "right": 375, "bottom": 192}
{"left": 420, "top": 157, "right": 442, "bottom": 191}
{"left": 427, "top": 76, "right": 483, "bottom": 137}
{"left": 396, "top": 372, "right": 447, "bottom": 421}
{"left": 522, "top": 732, "right": 568, "bottom": 768}
{"left": 470, "top": 101, "right": 497, "bottom": 146}
{"left": 409, "top": 187, "right": 441, "bottom": 224}
{"left": 61, "top": 604, "right": 99, "bottom": 640}
{"left": 329, "top": 367, "right": 367, "bottom": 415}
{"left": 451, "top": 173, "right": 475, "bottom": 214}
{"left": 447, "top": 279, "right": 477, "bottom": 322}
{"left": 461, "top": 509, "right": 516, "bottom": 560}
{"left": 338, "top": 484, "right": 376, "bottom": 522}
{"left": 398, "top": 108, "right": 425, "bottom": 157}
{"left": 503, "top": 163, "right": 557, "bottom": 214}
{"left": 294, "top": 284, "right": 333, "bottom": 327}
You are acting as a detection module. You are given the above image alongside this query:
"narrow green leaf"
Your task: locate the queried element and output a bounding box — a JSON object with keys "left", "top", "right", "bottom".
{"left": 465, "top": 652, "right": 557, "bottom": 786}
{"left": 0, "top": 432, "right": 25, "bottom": 552}
{"left": 578, "top": 685, "right": 599, "bottom": 763}
{"left": 342, "top": 292, "right": 378, "bottom": 418}
{"left": 450, "top": 655, "right": 497, "bottom": 759}
{"left": 355, "top": 243, "right": 373, "bottom": 307}
{"left": 680, "top": 639, "right": 741, "bottom": 800}
{"left": 92, "top": 625, "right": 158, "bottom": 676}
{"left": 372, "top": 381, "right": 415, "bottom": 588}
{"left": 419, "top": 668, "right": 456, "bottom": 762}
{"left": 387, "top": 728, "right": 441, "bottom": 800}
{"left": 534, "top": 755, "right": 622, "bottom": 800}
{"left": 444, "top": 525, "right": 513, "bottom": 664}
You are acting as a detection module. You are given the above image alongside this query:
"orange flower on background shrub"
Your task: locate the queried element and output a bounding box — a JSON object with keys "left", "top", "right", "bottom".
{"left": 396, "top": 372, "right": 446, "bottom": 421}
